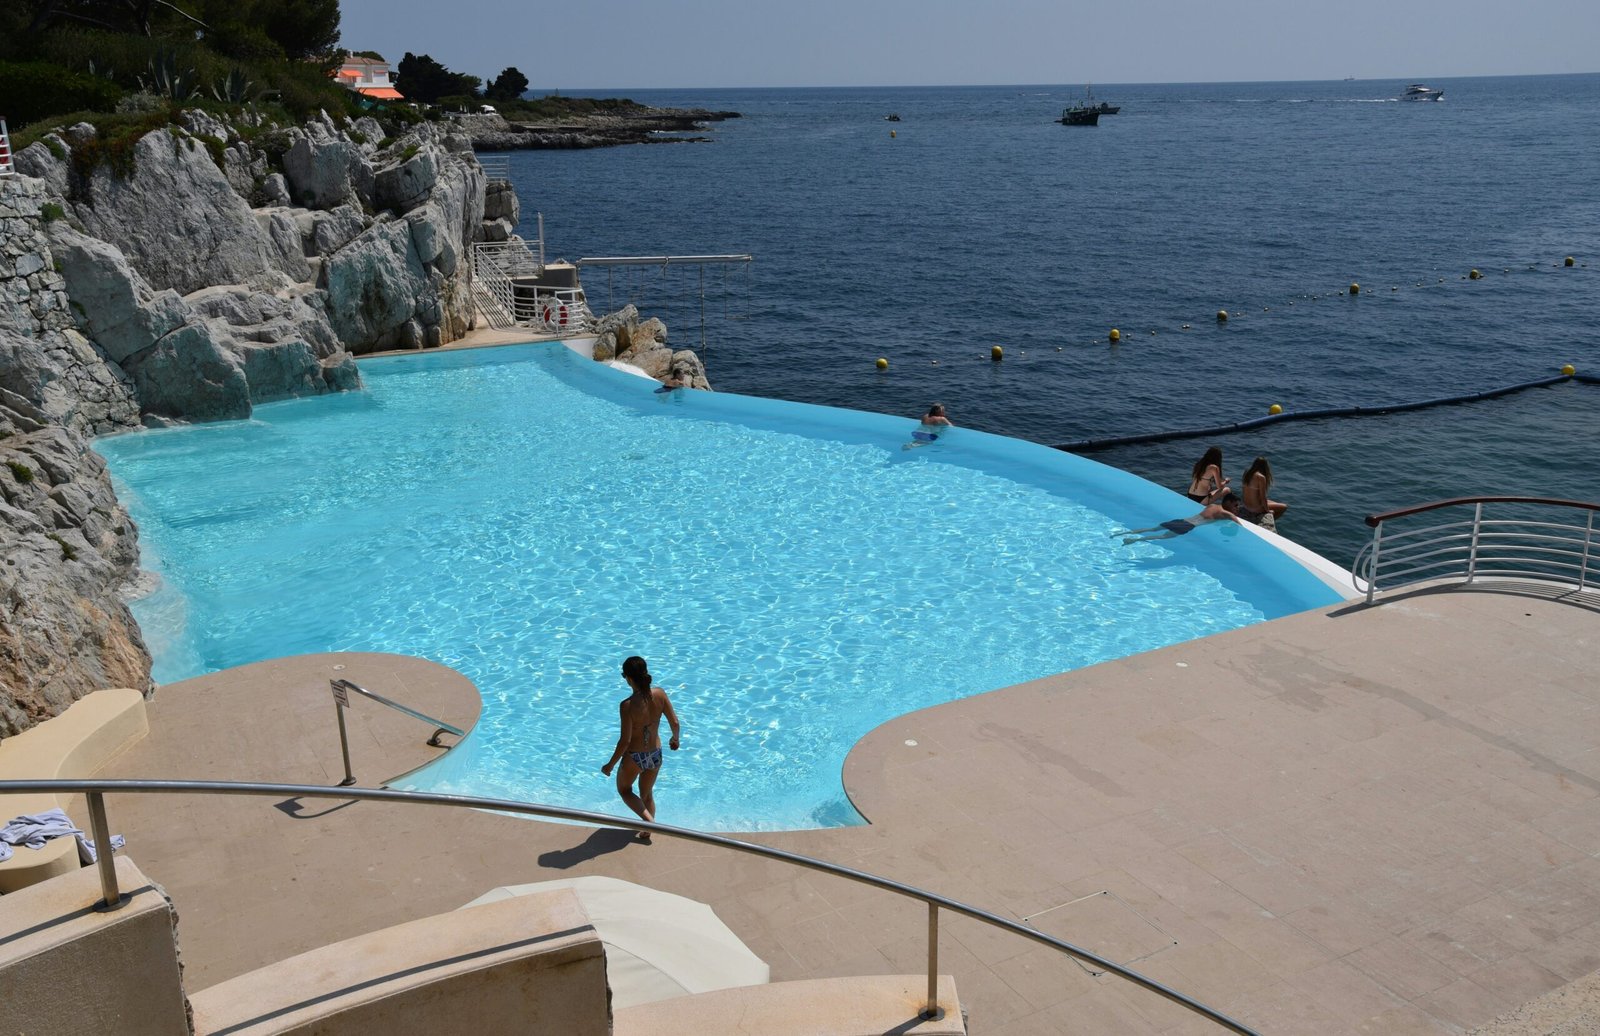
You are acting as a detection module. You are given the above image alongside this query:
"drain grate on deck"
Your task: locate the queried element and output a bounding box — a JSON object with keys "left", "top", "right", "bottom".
{"left": 1021, "top": 890, "right": 1177, "bottom": 977}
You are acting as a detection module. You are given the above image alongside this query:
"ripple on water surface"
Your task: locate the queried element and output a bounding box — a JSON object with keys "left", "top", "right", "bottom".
{"left": 97, "top": 344, "right": 1340, "bottom": 831}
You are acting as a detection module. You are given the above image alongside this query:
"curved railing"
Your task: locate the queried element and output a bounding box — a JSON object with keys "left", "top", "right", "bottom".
{"left": 0, "top": 778, "right": 1260, "bottom": 1036}
{"left": 1353, "top": 496, "right": 1599, "bottom": 603}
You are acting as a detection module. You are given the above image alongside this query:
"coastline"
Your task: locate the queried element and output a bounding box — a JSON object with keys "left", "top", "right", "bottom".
{"left": 453, "top": 104, "right": 741, "bottom": 150}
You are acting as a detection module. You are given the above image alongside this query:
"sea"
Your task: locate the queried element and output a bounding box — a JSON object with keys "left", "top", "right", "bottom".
{"left": 489, "top": 74, "right": 1600, "bottom": 568}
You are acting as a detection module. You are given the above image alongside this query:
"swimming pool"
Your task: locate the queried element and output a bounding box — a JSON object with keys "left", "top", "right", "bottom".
{"left": 96, "top": 342, "right": 1345, "bottom": 831}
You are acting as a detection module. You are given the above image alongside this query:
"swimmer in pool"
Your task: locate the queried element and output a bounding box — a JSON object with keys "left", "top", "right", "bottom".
{"left": 902, "top": 403, "right": 952, "bottom": 449}
{"left": 1113, "top": 493, "right": 1242, "bottom": 544}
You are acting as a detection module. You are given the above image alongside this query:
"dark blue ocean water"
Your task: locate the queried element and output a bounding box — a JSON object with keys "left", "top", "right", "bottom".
{"left": 492, "top": 75, "right": 1600, "bottom": 567}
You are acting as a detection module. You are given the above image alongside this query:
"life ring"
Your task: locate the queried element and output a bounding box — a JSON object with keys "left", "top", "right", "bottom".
{"left": 556, "top": 303, "right": 569, "bottom": 327}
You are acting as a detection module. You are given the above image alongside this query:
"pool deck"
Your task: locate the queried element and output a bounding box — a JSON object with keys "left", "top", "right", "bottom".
{"left": 93, "top": 582, "right": 1600, "bottom": 1034}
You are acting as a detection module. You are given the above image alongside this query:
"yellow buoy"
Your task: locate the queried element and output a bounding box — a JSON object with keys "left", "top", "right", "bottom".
{"left": 1268, "top": 403, "right": 1283, "bottom": 415}
{"left": 990, "top": 345, "right": 1003, "bottom": 361}
{"left": 875, "top": 357, "right": 888, "bottom": 370}
{"left": 1562, "top": 364, "right": 1576, "bottom": 376}
{"left": 1108, "top": 328, "right": 1120, "bottom": 343}
{"left": 1216, "top": 309, "right": 1228, "bottom": 321}
{"left": 1566, "top": 256, "right": 1576, "bottom": 267}
{"left": 889, "top": 130, "right": 896, "bottom": 138}
{"left": 1349, "top": 283, "right": 1360, "bottom": 295}
{"left": 1469, "top": 268, "right": 1482, "bottom": 279}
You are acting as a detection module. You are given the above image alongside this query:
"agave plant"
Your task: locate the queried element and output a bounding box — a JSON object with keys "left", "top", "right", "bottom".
{"left": 211, "top": 67, "right": 257, "bottom": 104}
{"left": 139, "top": 48, "right": 200, "bottom": 102}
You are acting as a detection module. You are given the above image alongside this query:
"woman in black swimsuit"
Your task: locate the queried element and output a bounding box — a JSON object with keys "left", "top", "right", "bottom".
{"left": 1186, "top": 446, "right": 1228, "bottom": 504}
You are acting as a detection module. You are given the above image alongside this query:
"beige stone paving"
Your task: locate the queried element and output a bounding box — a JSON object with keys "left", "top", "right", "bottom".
{"left": 92, "top": 583, "right": 1600, "bottom": 1033}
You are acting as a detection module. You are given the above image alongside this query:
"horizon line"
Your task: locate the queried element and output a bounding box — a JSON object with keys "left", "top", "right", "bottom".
{"left": 507, "top": 69, "right": 1599, "bottom": 94}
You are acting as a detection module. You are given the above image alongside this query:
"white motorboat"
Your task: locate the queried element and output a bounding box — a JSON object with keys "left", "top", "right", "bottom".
{"left": 1402, "top": 83, "right": 1444, "bottom": 102}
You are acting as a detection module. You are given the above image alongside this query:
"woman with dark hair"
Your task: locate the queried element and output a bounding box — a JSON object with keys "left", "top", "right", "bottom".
{"left": 1186, "top": 446, "right": 1228, "bottom": 504}
{"left": 600, "top": 655, "right": 681, "bottom": 842}
{"left": 1239, "top": 456, "right": 1289, "bottom": 525}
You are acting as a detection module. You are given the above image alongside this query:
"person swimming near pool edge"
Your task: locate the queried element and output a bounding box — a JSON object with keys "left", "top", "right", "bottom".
{"left": 1113, "top": 492, "right": 1242, "bottom": 544}
{"left": 600, "top": 655, "right": 681, "bottom": 843}
{"left": 902, "top": 403, "right": 953, "bottom": 449}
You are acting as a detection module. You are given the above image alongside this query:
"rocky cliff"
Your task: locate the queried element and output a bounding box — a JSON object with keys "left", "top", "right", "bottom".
{"left": 0, "top": 108, "right": 500, "bottom": 737}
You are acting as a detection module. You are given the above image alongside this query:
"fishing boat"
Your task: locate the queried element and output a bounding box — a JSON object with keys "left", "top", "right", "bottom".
{"left": 1059, "top": 85, "right": 1115, "bottom": 126}
{"left": 1402, "top": 83, "right": 1444, "bottom": 101}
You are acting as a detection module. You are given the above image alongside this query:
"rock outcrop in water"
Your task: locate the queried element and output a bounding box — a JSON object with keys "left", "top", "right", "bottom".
{"left": 452, "top": 106, "right": 740, "bottom": 151}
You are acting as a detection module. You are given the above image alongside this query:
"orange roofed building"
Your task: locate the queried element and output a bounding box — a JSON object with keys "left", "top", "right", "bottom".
{"left": 331, "top": 56, "right": 403, "bottom": 101}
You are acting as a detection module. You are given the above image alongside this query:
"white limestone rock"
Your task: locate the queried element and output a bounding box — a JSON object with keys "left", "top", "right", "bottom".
{"left": 373, "top": 145, "right": 438, "bottom": 214}
{"left": 122, "top": 322, "right": 252, "bottom": 423}
{"left": 46, "top": 224, "right": 192, "bottom": 363}
{"left": 306, "top": 205, "right": 366, "bottom": 257}
{"left": 67, "top": 128, "right": 278, "bottom": 295}
{"left": 320, "top": 218, "right": 429, "bottom": 349}
{"left": 255, "top": 208, "right": 313, "bottom": 282}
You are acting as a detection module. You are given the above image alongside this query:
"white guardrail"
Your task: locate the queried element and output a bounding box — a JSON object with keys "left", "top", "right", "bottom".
{"left": 1, "top": 117, "right": 14, "bottom": 177}
{"left": 1353, "top": 496, "right": 1599, "bottom": 603}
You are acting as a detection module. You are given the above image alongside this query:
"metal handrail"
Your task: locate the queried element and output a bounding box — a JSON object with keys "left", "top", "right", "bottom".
{"left": 330, "top": 679, "right": 463, "bottom": 786}
{"left": 1355, "top": 497, "right": 1598, "bottom": 602}
{"left": 0, "top": 117, "right": 13, "bottom": 177}
{"left": 0, "top": 778, "right": 1260, "bottom": 1035}
{"left": 478, "top": 155, "right": 510, "bottom": 182}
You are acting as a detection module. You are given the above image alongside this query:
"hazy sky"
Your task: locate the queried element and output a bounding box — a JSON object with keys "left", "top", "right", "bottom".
{"left": 341, "top": 0, "right": 1599, "bottom": 91}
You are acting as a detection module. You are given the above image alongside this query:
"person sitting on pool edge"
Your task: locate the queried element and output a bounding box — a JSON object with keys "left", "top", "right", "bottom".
{"left": 903, "top": 403, "right": 952, "bottom": 449}
{"left": 1113, "top": 492, "right": 1243, "bottom": 544}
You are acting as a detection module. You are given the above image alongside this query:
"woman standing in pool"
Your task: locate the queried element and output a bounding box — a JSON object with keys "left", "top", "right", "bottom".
{"left": 903, "top": 403, "right": 952, "bottom": 449}
{"left": 600, "top": 656, "right": 681, "bottom": 842}
{"left": 1239, "top": 456, "right": 1289, "bottom": 525}
{"left": 1186, "top": 446, "right": 1228, "bottom": 504}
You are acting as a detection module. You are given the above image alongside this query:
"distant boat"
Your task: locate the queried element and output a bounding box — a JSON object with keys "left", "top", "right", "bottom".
{"left": 1059, "top": 85, "right": 1116, "bottom": 126}
{"left": 884, "top": 113, "right": 901, "bottom": 122}
{"left": 1343, "top": 76, "right": 1356, "bottom": 82}
{"left": 1402, "top": 83, "right": 1444, "bottom": 102}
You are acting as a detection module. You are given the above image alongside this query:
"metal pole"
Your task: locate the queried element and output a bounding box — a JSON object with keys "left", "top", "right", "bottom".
{"left": 699, "top": 264, "right": 707, "bottom": 350}
{"left": 1366, "top": 523, "right": 1384, "bottom": 605}
{"left": 1581, "top": 513, "right": 1594, "bottom": 591}
{"left": 86, "top": 792, "right": 123, "bottom": 910}
{"left": 925, "top": 903, "right": 939, "bottom": 1018}
{"left": 1466, "top": 503, "right": 1483, "bottom": 585}
{"left": 335, "top": 697, "right": 356, "bottom": 787}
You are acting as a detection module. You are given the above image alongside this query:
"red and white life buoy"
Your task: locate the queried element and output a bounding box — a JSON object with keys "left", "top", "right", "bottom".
{"left": 540, "top": 301, "right": 570, "bottom": 329}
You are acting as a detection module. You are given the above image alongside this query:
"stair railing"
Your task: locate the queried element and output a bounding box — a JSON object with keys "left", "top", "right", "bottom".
{"left": 0, "top": 778, "right": 1260, "bottom": 1035}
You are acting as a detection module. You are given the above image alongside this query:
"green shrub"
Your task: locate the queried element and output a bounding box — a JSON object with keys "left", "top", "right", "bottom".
{"left": 68, "top": 108, "right": 174, "bottom": 179}
{"left": 47, "top": 534, "right": 78, "bottom": 562}
{"left": 41, "top": 202, "right": 66, "bottom": 222}
{"left": 401, "top": 143, "right": 419, "bottom": 161}
{"left": 6, "top": 460, "right": 35, "bottom": 484}
{"left": 0, "top": 60, "right": 122, "bottom": 127}
{"left": 43, "top": 137, "right": 67, "bottom": 160}
{"left": 195, "top": 133, "right": 229, "bottom": 169}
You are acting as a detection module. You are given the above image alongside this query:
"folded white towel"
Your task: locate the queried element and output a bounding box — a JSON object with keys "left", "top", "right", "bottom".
{"left": 76, "top": 833, "right": 127, "bottom": 864}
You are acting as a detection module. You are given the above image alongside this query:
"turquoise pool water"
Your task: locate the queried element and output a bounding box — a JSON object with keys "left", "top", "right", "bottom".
{"left": 96, "top": 343, "right": 1343, "bottom": 831}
